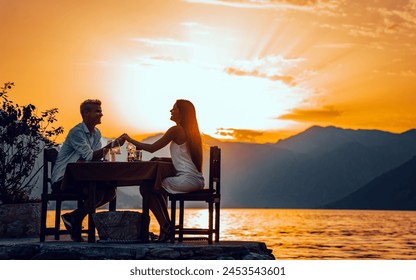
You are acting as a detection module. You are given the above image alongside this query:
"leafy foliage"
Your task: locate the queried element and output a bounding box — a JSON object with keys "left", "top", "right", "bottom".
{"left": 0, "top": 82, "right": 64, "bottom": 204}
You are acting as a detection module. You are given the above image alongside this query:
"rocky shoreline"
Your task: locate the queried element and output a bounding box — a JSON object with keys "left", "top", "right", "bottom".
{"left": 0, "top": 238, "right": 275, "bottom": 260}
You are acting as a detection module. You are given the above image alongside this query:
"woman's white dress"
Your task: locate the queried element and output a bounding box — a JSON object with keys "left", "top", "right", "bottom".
{"left": 161, "top": 142, "right": 205, "bottom": 194}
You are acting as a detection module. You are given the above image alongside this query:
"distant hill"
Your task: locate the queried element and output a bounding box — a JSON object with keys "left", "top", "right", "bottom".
{"left": 324, "top": 156, "right": 416, "bottom": 210}
{"left": 208, "top": 126, "right": 416, "bottom": 208}
{"left": 109, "top": 126, "right": 416, "bottom": 209}
{"left": 276, "top": 125, "right": 416, "bottom": 155}
{"left": 211, "top": 126, "right": 416, "bottom": 208}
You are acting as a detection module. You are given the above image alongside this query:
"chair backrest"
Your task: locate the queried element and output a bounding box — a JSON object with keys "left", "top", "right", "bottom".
{"left": 42, "top": 147, "right": 58, "bottom": 195}
{"left": 209, "top": 146, "right": 221, "bottom": 195}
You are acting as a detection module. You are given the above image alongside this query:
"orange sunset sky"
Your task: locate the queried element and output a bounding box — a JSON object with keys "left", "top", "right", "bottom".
{"left": 1, "top": 0, "right": 416, "bottom": 143}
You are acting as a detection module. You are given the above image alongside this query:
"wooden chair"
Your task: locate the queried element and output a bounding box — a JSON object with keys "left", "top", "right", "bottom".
{"left": 168, "top": 146, "right": 221, "bottom": 244}
{"left": 39, "top": 147, "right": 116, "bottom": 242}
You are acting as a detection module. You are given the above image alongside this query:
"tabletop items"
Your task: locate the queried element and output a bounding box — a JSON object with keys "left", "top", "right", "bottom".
{"left": 103, "top": 140, "right": 143, "bottom": 162}
{"left": 126, "top": 142, "right": 142, "bottom": 162}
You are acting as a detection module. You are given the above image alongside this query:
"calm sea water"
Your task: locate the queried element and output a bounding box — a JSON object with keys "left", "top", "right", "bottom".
{"left": 52, "top": 208, "right": 416, "bottom": 260}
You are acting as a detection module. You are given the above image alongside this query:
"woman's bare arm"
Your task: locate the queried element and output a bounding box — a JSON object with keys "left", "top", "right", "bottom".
{"left": 123, "top": 126, "right": 179, "bottom": 153}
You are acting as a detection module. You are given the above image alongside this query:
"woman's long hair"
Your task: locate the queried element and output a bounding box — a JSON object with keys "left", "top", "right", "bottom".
{"left": 176, "top": 99, "right": 203, "bottom": 172}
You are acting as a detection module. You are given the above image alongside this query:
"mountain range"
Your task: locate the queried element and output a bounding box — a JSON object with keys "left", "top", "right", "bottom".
{"left": 116, "top": 125, "right": 416, "bottom": 210}
{"left": 324, "top": 155, "right": 416, "bottom": 210}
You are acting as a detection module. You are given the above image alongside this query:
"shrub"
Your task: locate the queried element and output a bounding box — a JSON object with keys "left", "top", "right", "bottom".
{"left": 0, "top": 82, "right": 64, "bottom": 204}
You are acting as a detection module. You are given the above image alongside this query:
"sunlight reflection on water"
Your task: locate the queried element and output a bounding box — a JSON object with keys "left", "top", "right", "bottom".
{"left": 53, "top": 208, "right": 416, "bottom": 260}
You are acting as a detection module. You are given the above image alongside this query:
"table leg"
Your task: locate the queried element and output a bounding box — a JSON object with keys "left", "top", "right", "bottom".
{"left": 141, "top": 192, "right": 149, "bottom": 242}
{"left": 109, "top": 182, "right": 117, "bottom": 211}
{"left": 87, "top": 181, "right": 97, "bottom": 243}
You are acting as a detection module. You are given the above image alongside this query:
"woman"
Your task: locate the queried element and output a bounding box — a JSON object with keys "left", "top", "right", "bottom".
{"left": 122, "top": 99, "right": 204, "bottom": 242}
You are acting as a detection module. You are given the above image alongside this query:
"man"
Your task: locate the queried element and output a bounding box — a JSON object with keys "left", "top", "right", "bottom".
{"left": 51, "top": 99, "right": 124, "bottom": 241}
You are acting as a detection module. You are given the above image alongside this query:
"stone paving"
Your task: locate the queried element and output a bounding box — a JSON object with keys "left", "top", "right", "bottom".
{"left": 0, "top": 237, "right": 275, "bottom": 260}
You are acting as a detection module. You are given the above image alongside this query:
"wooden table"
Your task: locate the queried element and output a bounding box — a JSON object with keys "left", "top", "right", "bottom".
{"left": 62, "top": 160, "right": 176, "bottom": 243}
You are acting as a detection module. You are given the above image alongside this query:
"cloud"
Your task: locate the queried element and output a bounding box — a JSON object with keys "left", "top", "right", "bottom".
{"left": 225, "top": 55, "right": 303, "bottom": 85}
{"left": 342, "top": 2, "right": 416, "bottom": 39}
{"left": 180, "top": 21, "right": 212, "bottom": 35}
{"left": 387, "top": 70, "right": 416, "bottom": 77}
{"left": 401, "top": 70, "right": 416, "bottom": 77}
{"left": 184, "top": 0, "right": 334, "bottom": 11}
{"left": 129, "top": 55, "right": 187, "bottom": 67}
{"left": 214, "top": 127, "right": 300, "bottom": 143}
{"left": 225, "top": 67, "right": 296, "bottom": 85}
{"left": 278, "top": 106, "right": 342, "bottom": 122}
{"left": 215, "top": 127, "right": 264, "bottom": 142}
{"left": 343, "top": 24, "right": 379, "bottom": 38}
{"left": 376, "top": 3, "right": 416, "bottom": 30}
{"left": 313, "top": 1, "right": 416, "bottom": 41}
{"left": 313, "top": 43, "right": 356, "bottom": 49}
{"left": 132, "top": 38, "right": 196, "bottom": 48}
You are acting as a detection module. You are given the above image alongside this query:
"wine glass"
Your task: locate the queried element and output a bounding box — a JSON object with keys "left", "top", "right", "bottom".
{"left": 111, "top": 139, "right": 121, "bottom": 155}
{"left": 126, "top": 142, "right": 136, "bottom": 162}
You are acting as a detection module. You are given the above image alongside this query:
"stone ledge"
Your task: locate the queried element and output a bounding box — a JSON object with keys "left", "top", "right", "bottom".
{"left": 0, "top": 238, "right": 275, "bottom": 260}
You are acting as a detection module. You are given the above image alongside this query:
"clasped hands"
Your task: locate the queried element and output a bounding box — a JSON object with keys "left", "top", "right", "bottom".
{"left": 120, "top": 133, "right": 133, "bottom": 143}
{"left": 108, "top": 133, "right": 133, "bottom": 147}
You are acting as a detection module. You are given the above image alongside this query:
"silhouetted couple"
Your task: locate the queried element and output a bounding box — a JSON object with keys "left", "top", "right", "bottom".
{"left": 51, "top": 99, "right": 204, "bottom": 242}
